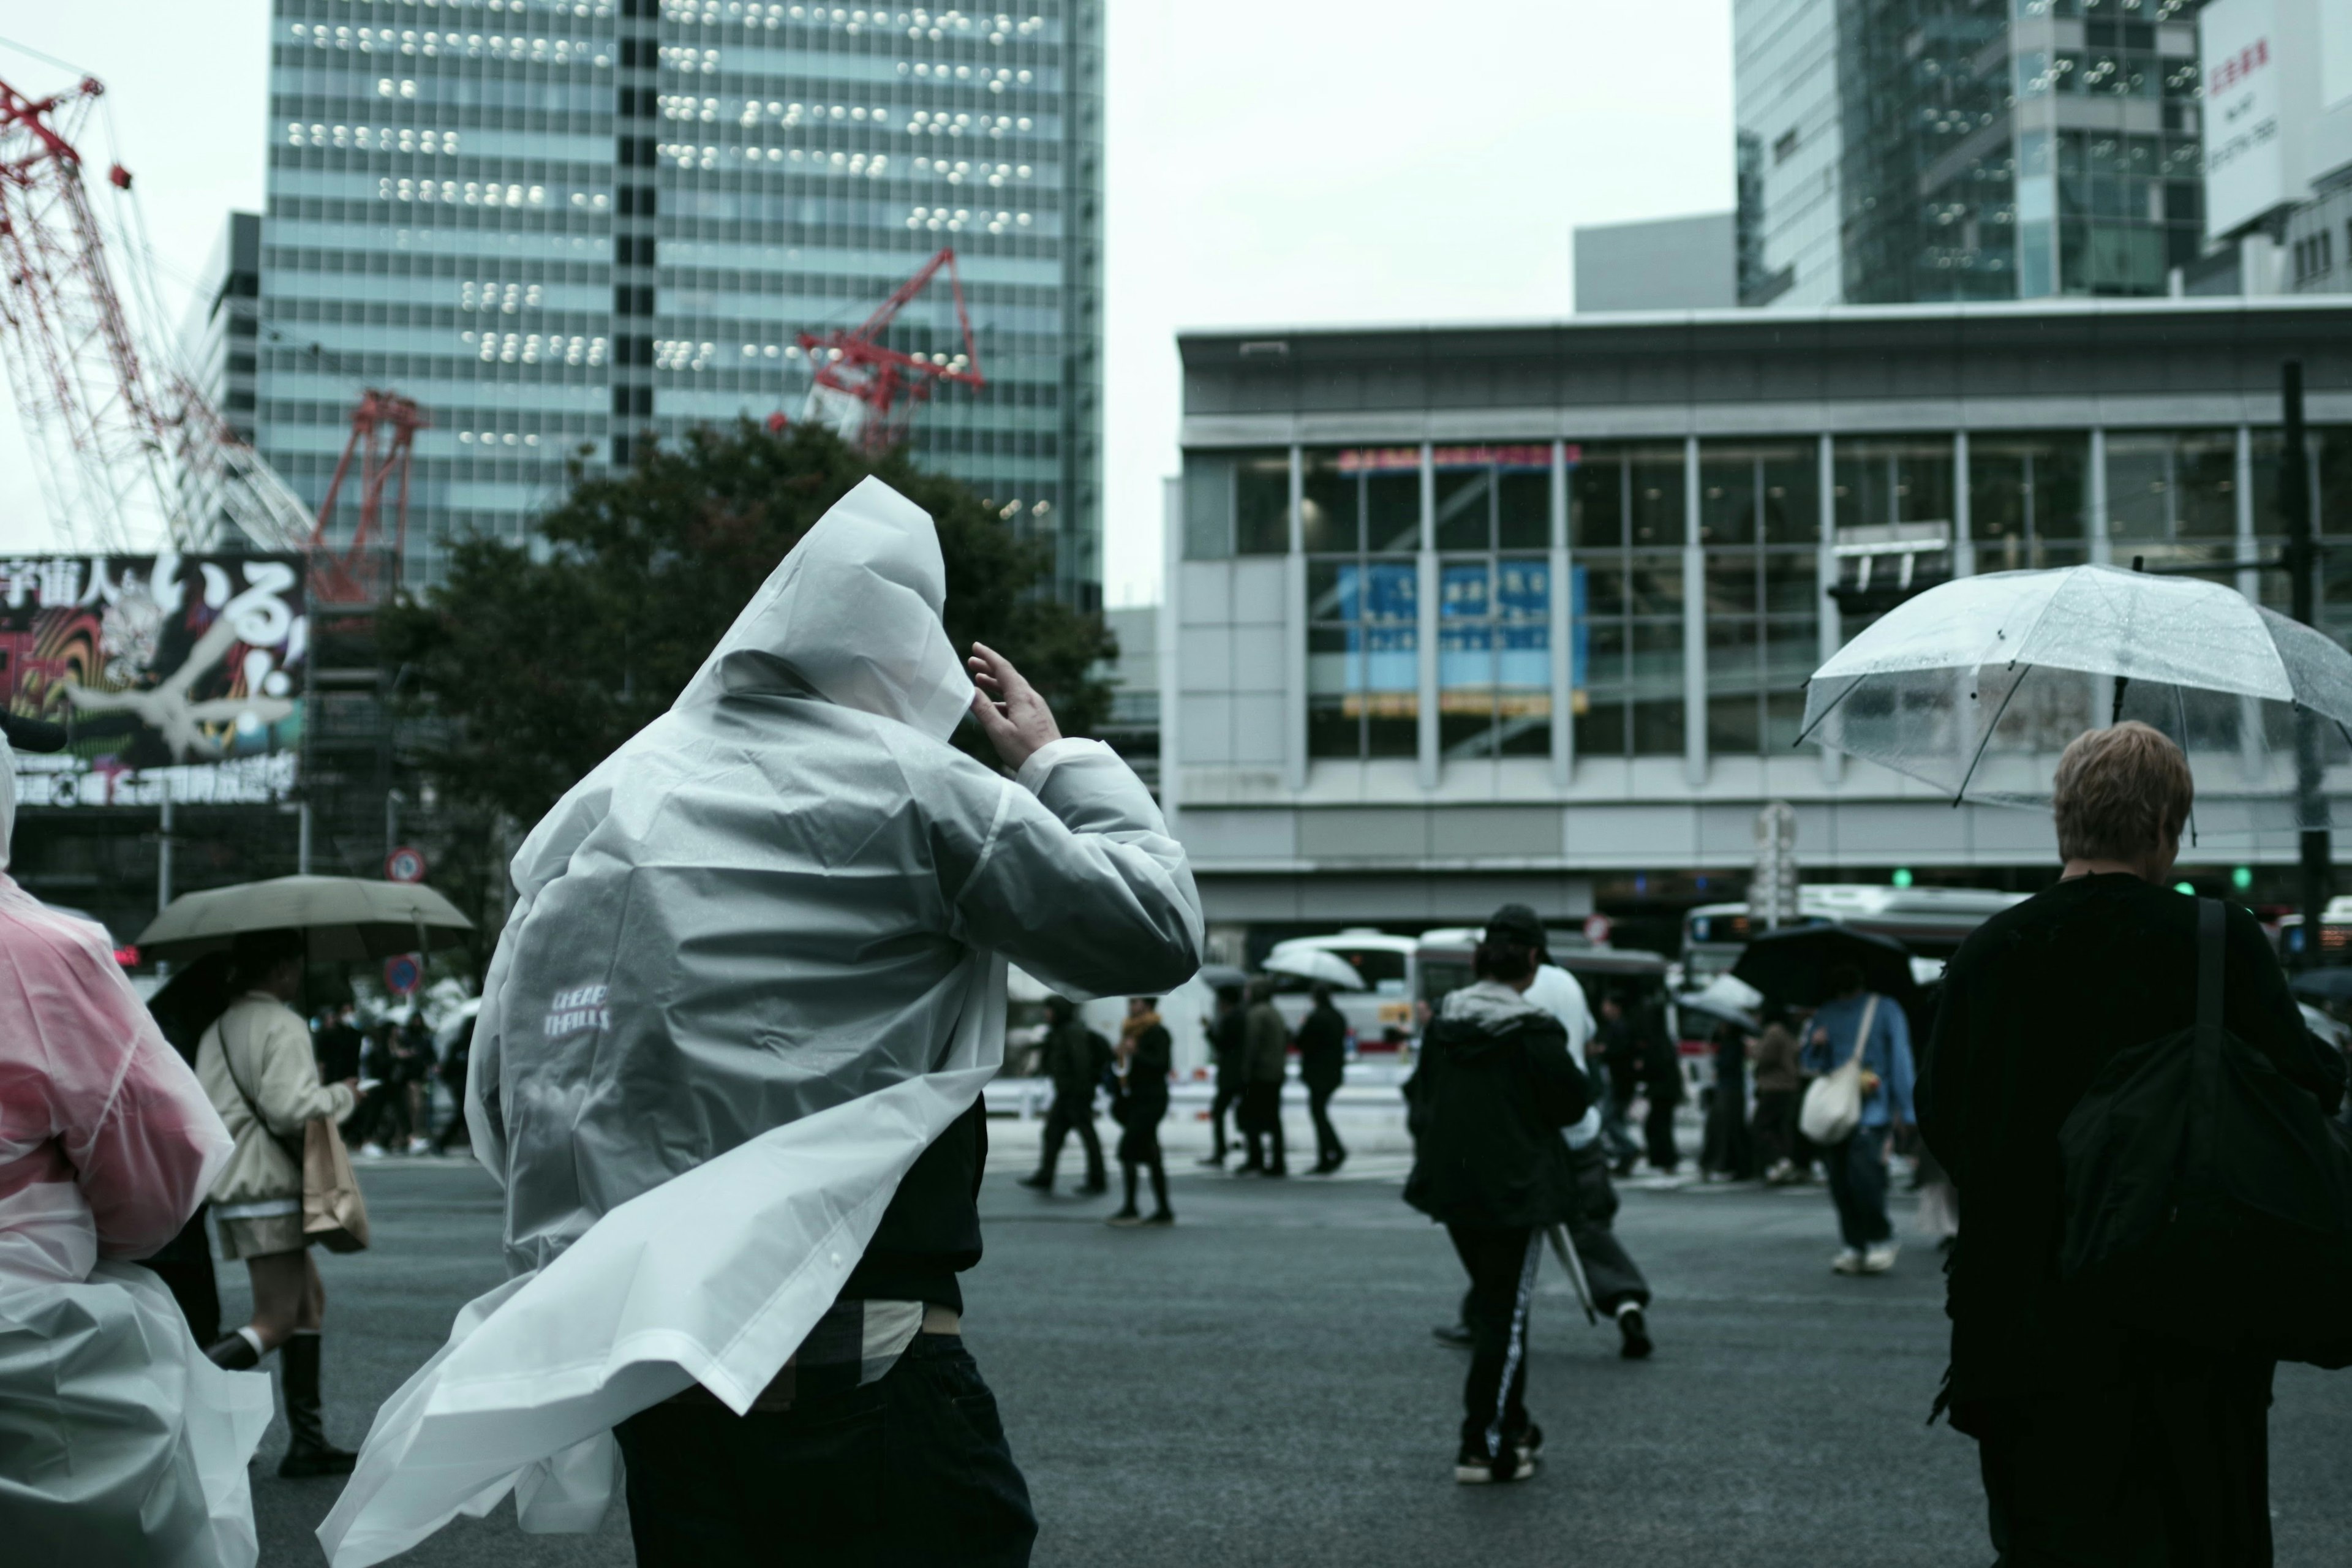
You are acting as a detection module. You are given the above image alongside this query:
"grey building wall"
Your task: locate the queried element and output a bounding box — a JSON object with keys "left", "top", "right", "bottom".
{"left": 254, "top": 0, "right": 1103, "bottom": 603}
{"left": 1574, "top": 213, "right": 1736, "bottom": 313}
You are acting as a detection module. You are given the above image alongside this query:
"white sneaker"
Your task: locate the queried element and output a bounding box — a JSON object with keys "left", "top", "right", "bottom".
{"left": 406, "top": 1137, "right": 431, "bottom": 1155}
{"left": 1862, "top": 1243, "right": 1899, "bottom": 1274}
{"left": 359, "top": 1144, "right": 386, "bottom": 1160}
{"left": 1831, "top": 1248, "right": 1864, "bottom": 1275}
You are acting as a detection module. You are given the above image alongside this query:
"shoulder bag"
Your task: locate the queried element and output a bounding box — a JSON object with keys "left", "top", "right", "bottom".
{"left": 221, "top": 1007, "right": 372, "bottom": 1254}
{"left": 1800, "top": 993, "right": 1880, "bottom": 1147}
{"left": 2060, "top": 899, "right": 2352, "bottom": 1367}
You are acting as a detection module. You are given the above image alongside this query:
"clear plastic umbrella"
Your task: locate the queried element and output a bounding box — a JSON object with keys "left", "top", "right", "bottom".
{"left": 1801, "top": 565, "right": 2352, "bottom": 840}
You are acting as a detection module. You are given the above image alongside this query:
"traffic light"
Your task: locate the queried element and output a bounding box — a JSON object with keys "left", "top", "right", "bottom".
{"left": 1891, "top": 868, "right": 1913, "bottom": 888}
{"left": 2232, "top": 866, "right": 2254, "bottom": 891}
{"left": 2174, "top": 881, "right": 2196, "bottom": 895}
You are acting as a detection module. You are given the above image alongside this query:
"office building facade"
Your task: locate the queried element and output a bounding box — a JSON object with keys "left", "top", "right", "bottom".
{"left": 255, "top": 0, "right": 1102, "bottom": 600}
{"left": 1167, "top": 301, "right": 2352, "bottom": 941}
{"left": 1736, "top": 0, "right": 2209, "bottom": 306}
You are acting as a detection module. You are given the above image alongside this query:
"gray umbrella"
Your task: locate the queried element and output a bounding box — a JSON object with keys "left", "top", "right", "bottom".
{"left": 137, "top": 875, "right": 473, "bottom": 963}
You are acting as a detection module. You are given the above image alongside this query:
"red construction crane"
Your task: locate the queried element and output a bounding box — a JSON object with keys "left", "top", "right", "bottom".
{"left": 0, "top": 69, "right": 315, "bottom": 553}
{"left": 793, "top": 246, "right": 983, "bottom": 454}
{"left": 309, "top": 389, "right": 425, "bottom": 605}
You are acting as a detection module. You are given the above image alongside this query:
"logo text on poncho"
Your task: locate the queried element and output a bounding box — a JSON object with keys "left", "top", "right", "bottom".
{"left": 543, "top": 984, "right": 611, "bottom": 1037}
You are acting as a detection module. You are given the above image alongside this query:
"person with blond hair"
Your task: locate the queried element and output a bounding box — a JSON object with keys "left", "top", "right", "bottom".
{"left": 1921, "top": 722, "right": 2346, "bottom": 1564}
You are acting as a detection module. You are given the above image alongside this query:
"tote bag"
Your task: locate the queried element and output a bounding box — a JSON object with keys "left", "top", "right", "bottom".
{"left": 223, "top": 1011, "right": 371, "bottom": 1253}
{"left": 1800, "top": 994, "right": 1879, "bottom": 1147}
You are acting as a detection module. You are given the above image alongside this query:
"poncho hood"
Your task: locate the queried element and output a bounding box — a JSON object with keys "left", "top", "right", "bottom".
{"left": 674, "top": 475, "right": 974, "bottom": 741}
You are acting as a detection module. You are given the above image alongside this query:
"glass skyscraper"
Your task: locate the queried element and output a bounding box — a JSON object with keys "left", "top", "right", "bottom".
{"left": 1736, "top": 0, "right": 2207, "bottom": 304}
{"left": 255, "top": 0, "right": 1103, "bottom": 602}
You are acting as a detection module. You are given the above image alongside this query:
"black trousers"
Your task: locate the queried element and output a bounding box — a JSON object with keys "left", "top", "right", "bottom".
{"left": 1447, "top": 1225, "right": 1543, "bottom": 1460}
{"left": 1642, "top": 1093, "right": 1680, "bottom": 1173}
{"left": 143, "top": 1204, "right": 219, "bottom": 1346}
{"left": 1967, "top": 1359, "right": 2274, "bottom": 1566}
{"left": 615, "top": 1335, "right": 1036, "bottom": 1568}
{"left": 1562, "top": 1142, "right": 1651, "bottom": 1311}
{"left": 1035, "top": 1096, "right": 1103, "bottom": 1186}
{"left": 1239, "top": 1083, "right": 1285, "bottom": 1172}
{"left": 1751, "top": 1088, "right": 1807, "bottom": 1173}
{"left": 1823, "top": 1129, "right": 1893, "bottom": 1248}
{"left": 1306, "top": 1084, "right": 1345, "bottom": 1166}
{"left": 1207, "top": 1082, "right": 1241, "bottom": 1158}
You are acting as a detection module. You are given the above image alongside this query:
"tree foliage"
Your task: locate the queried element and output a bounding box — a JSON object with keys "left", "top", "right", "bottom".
{"left": 382, "top": 419, "right": 1113, "bottom": 837}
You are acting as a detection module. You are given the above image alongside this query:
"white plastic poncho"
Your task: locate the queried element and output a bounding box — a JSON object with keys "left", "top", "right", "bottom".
{"left": 0, "top": 731, "right": 274, "bottom": 1566}
{"left": 320, "top": 477, "right": 1203, "bottom": 1566}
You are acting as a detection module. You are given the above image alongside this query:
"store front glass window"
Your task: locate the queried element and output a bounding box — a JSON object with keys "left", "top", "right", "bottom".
{"left": 1569, "top": 442, "right": 1685, "bottom": 758}
{"left": 1305, "top": 447, "right": 1420, "bottom": 759}
{"left": 1969, "top": 432, "right": 2089, "bottom": 571}
{"left": 1434, "top": 445, "right": 1551, "bottom": 759}
{"left": 2104, "top": 428, "right": 2239, "bottom": 576}
{"left": 1699, "top": 439, "right": 1820, "bottom": 755}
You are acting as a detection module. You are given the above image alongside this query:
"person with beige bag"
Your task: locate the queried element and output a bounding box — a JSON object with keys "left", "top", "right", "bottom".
{"left": 195, "top": 927, "right": 369, "bottom": 1478}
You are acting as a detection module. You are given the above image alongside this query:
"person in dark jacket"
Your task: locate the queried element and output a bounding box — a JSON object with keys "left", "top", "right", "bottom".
{"left": 1404, "top": 908, "right": 1593, "bottom": 1485}
{"left": 1237, "top": 978, "right": 1291, "bottom": 1176}
{"left": 1107, "top": 997, "right": 1175, "bottom": 1226}
{"left": 1635, "top": 1001, "right": 1685, "bottom": 1175}
{"left": 431, "top": 1014, "right": 475, "bottom": 1155}
{"left": 1593, "top": 994, "right": 1643, "bottom": 1175}
{"left": 1019, "top": 996, "right": 1108, "bottom": 1194}
{"left": 1698, "top": 1017, "right": 1757, "bottom": 1181}
{"left": 1295, "top": 983, "right": 1349, "bottom": 1174}
{"left": 1922, "top": 723, "right": 2347, "bottom": 1566}
{"left": 1747, "top": 1004, "right": 1810, "bottom": 1182}
{"left": 1199, "top": 986, "right": 1246, "bottom": 1167}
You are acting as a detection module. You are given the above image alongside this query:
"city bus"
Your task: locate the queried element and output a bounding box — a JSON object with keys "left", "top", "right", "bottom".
{"left": 1680, "top": 883, "right": 2030, "bottom": 984}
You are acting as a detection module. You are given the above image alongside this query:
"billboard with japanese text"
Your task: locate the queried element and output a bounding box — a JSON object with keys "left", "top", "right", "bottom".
{"left": 1, "top": 553, "right": 306, "bottom": 808}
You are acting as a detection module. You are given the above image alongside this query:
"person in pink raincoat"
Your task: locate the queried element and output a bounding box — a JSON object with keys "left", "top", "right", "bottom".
{"left": 0, "top": 712, "right": 273, "bottom": 1564}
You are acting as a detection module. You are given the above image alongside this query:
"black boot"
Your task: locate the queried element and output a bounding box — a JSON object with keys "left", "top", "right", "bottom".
{"left": 204, "top": 1330, "right": 262, "bottom": 1371}
{"left": 276, "top": 1332, "right": 358, "bottom": 1478}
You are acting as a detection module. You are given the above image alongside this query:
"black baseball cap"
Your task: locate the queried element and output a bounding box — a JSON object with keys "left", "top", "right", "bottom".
{"left": 0, "top": 711, "right": 67, "bottom": 753}
{"left": 1483, "top": 902, "right": 1546, "bottom": 950}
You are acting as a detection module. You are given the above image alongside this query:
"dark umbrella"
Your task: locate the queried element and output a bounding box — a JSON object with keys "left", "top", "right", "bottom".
{"left": 1732, "top": 924, "right": 1917, "bottom": 1009}
{"left": 1196, "top": 963, "right": 1249, "bottom": 994}
{"left": 2290, "top": 968, "right": 2352, "bottom": 1003}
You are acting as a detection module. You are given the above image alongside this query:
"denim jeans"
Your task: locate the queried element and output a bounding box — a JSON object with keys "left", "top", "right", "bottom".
{"left": 614, "top": 1334, "right": 1037, "bottom": 1567}
{"left": 1824, "top": 1129, "right": 1893, "bottom": 1248}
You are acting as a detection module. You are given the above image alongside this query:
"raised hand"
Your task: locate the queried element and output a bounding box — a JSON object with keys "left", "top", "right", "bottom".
{"left": 967, "top": 641, "right": 1063, "bottom": 771}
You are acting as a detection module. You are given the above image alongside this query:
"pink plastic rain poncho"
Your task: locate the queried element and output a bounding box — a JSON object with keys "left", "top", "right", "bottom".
{"left": 0, "top": 725, "right": 274, "bottom": 1564}
{"left": 318, "top": 478, "right": 1202, "bottom": 1566}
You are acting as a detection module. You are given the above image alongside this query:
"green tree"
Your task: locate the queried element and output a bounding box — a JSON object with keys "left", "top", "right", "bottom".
{"left": 381, "top": 420, "right": 1112, "bottom": 954}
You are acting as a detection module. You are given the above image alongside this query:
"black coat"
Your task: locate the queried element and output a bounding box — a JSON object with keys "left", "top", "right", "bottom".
{"left": 1295, "top": 1003, "right": 1348, "bottom": 1093}
{"left": 1404, "top": 987, "right": 1593, "bottom": 1229}
{"left": 1210, "top": 1007, "right": 1247, "bottom": 1091}
{"left": 1921, "top": 874, "right": 2346, "bottom": 1409}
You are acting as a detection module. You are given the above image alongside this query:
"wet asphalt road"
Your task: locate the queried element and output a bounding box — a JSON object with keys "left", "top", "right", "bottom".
{"left": 225, "top": 1140, "right": 2352, "bottom": 1567}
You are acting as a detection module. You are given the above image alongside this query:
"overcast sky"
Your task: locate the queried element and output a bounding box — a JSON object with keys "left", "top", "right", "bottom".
{"left": 0, "top": 1, "right": 1733, "bottom": 603}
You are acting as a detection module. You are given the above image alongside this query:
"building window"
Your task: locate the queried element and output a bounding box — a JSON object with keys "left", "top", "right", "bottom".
{"left": 1182, "top": 448, "right": 1289, "bottom": 559}
{"left": 2104, "top": 429, "right": 2238, "bottom": 575}
{"left": 1435, "top": 445, "right": 1550, "bottom": 759}
{"left": 1832, "top": 437, "right": 1953, "bottom": 629}
{"left": 1699, "top": 440, "right": 1819, "bottom": 755}
{"left": 1305, "top": 447, "right": 1419, "bottom": 760}
{"left": 2317, "top": 429, "right": 2352, "bottom": 645}
{"left": 1569, "top": 443, "right": 1684, "bottom": 759}
{"left": 1969, "top": 432, "right": 2089, "bottom": 571}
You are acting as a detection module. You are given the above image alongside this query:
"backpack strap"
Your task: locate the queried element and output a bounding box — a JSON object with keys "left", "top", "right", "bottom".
{"left": 1845, "top": 993, "right": 1881, "bottom": 1068}
{"left": 2196, "top": 897, "right": 2225, "bottom": 1041}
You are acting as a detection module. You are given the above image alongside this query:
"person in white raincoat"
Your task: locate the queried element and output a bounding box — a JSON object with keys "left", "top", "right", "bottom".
{"left": 0, "top": 712, "right": 275, "bottom": 1564}
{"left": 320, "top": 477, "right": 1202, "bottom": 1567}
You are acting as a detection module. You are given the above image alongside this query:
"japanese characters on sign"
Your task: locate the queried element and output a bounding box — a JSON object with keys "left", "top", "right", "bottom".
{"left": 1, "top": 553, "right": 307, "bottom": 807}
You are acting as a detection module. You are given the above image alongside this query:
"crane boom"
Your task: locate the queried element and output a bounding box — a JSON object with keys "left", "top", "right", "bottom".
{"left": 0, "top": 70, "right": 312, "bottom": 553}
{"left": 795, "top": 246, "right": 983, "bottom": 454}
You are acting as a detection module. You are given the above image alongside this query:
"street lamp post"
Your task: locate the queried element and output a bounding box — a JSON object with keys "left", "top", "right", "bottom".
{"left": 2283, "top": 361, "right": 2329, "bottom": 965}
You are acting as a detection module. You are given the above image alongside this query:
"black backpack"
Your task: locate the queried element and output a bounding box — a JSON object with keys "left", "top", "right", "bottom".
{"left": 2058, "top": 898, "right": 2352, "bottom": 1368}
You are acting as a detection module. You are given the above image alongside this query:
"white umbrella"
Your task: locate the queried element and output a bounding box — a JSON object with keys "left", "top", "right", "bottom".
{"left": 137, "top": 875, "right": 474, "bottom": 963}
{"left": 1263, "top": 947, "right": 1368, "bottom": 990}
{"left": 1801, "top": 565, "right": 2352, "bottom": 839}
